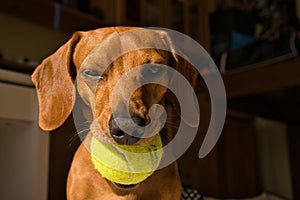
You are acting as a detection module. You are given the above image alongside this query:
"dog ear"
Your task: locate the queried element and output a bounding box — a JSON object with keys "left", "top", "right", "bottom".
{"left": 32, "top": 33, "right": 81, "bottom": 131}
{"left": 167, "top": 49, "right": 200, "bottom": 128}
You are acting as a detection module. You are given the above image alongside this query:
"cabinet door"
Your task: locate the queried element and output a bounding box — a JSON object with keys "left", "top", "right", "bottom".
{"left": 0, "top": 81, "right": 49, "bottom": 200}
{"left": 178, "top": 114, "right": 259, "bottom": 198}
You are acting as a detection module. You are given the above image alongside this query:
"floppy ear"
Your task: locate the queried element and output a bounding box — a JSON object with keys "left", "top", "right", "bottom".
{"left": 32, "top": 33, "right": 81, "bottom": 131}
{"left": 167, "top": 50, "right": 200, "bottom": 128}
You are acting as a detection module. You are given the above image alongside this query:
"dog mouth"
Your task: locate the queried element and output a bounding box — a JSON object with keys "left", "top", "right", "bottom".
{"left": 112, "top": 182, "right": 138, "bottom": 190}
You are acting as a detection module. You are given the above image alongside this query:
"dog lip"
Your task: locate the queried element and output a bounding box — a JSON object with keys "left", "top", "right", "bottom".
{"left": 113, "top": 182, "right": 138, "bottom": 190}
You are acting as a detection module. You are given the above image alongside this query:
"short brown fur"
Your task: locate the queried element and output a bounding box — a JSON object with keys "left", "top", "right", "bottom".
{"left": 32, "top": 27, "right": 198, "bottom": 200}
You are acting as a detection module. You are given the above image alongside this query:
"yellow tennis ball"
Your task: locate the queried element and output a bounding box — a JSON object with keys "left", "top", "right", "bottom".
{"left": 90, "top": 133, "right": 163, "bottom": 185}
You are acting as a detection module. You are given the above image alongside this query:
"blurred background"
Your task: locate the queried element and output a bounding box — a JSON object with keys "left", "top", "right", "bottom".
{"left": 0, "top": 0, "right": 300, "bottom": 199}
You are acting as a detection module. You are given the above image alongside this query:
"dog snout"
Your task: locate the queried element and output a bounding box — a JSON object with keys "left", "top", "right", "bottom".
{"left": 109, "top": 116, "right": 146, "bottom": 145}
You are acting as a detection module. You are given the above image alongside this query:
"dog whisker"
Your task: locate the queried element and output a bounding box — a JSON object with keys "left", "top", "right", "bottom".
{"left": 76, "top": 128, "right": 90, "bottom": 139}
{"left": 69, "top": 132, "right": 81, "bottom": 147}
{"left": 68, "top": 125, "right": 90, "bottom": 147}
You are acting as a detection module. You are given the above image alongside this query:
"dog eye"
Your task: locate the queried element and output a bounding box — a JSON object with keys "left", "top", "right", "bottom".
{"left": 142, "top": 64, "right": 165, "bottom": 79}
{"left": 82, "top": 69, "right": 104, "bottom": 80}
{"left": 149, "top": 66, "right": 161, "bottom": 74}
{"left": 146, "top": 65, "right": 163, "bottom": 75}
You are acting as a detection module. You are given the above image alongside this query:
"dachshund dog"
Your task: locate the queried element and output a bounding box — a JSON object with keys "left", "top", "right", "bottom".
{"left": 32, "top": 27, "right": 198, "bottom": 200}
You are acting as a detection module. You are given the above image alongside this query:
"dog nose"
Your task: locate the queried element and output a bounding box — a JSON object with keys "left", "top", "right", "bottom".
{"left": 109, "top": 116, "right": 146, "bottom": 145}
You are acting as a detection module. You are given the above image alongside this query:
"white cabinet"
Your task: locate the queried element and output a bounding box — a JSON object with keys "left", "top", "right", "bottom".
{"left": 0, "top": 69, "right": 49, "bottom": 200}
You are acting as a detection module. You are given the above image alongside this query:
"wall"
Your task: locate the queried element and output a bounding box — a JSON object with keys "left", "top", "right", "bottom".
{"left": 0, "top": 13, "right": 68, "bottom": 63}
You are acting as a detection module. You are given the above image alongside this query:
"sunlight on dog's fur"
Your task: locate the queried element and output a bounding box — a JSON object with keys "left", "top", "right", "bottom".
{"left": 32, "top": 27, "right": 198, "bottom": 200}
{"left": 78, "top": 48, "right": 169, "bottom": 146}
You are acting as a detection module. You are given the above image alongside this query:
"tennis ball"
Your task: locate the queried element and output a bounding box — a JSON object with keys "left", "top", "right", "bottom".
{"left": 90, "top": 133, "right": 163, "bottom": 185}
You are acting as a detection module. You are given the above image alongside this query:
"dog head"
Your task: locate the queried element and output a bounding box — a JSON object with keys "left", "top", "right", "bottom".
{"left": 32, "top": 27, "right": 198, "bottom": 146}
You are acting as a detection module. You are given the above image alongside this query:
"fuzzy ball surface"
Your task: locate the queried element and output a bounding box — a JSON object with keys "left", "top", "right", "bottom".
{"left": 90, "top": 134, "right": 163, "bottom": 185}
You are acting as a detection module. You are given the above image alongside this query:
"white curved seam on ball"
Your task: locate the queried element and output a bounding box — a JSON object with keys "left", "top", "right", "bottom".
{"left": 114, "top": 146, "right": 134, "bottom": 182}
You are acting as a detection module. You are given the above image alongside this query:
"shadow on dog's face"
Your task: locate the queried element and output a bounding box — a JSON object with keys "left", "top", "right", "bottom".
{"left": 76, "top": 48, "right": 170, "bottom": 146}
{"left": 32, "top": 27, "right": 198, "bottom": 148}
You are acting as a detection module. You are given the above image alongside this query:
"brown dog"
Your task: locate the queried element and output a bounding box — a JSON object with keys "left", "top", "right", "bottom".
{"left": 32, "top": 27, "right": 198, "bottom": 200}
